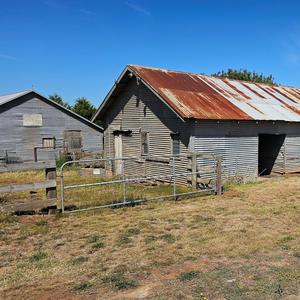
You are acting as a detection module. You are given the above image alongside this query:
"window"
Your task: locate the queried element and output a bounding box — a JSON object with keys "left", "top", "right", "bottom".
{"left": 141, "top": 132, "right": 149, "bottom": 155}
{"left": 43, "top": 137, "right": 56, "bottom": 148}
{"left": 171, "top": 133, "right": 180, "bottom": 156}
{"left": 23, "top": 114, "right": 42, "bottom": 126}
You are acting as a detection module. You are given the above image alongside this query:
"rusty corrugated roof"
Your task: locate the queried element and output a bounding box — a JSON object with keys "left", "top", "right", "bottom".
{"left": 128, "top": 65, "right": 300, "bottom": 121}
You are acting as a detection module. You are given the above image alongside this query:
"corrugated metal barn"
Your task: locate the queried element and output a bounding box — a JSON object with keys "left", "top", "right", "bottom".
{"left": 0, "top": 90, "right": 103, "bottom": 163}
{"left": 92, "top": 65, "right": 300, "bottom": 182}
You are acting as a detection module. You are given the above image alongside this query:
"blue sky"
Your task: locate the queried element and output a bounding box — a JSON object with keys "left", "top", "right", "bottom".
{"left": 1, "top": 0, "right": 300, "bottom": 106}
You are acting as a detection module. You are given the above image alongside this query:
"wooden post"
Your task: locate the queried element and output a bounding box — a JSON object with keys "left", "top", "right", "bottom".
{"left": 45, "top": 167, "right": 57, "bottom": 200}
{"left": 283, "top": 140, "right": 286, "bottom": 175}
{"left": 216, "top": 156, "right": 222, "bottom": 196}
{"left": 34, "top": 147, "right": 38, "bottom": 162}
{"left": 191, "top": 153, "right": 197, "bottom": 190}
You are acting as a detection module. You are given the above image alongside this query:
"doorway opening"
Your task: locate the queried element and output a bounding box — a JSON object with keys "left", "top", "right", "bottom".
{"left": 258, "top": 134, "right": 285, "bottom": 176}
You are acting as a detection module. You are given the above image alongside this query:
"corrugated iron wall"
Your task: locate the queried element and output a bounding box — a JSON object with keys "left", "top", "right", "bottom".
{"left": 192, "top": 120, "right": 300, "bottom": 181}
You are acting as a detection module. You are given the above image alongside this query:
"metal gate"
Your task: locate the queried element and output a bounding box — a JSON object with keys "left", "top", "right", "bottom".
{"left": 60, "top": 153, "right": 222, "bottom": 213}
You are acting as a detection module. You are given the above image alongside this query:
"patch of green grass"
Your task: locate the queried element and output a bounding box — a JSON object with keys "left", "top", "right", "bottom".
{"left": 87, "top": 234, "right": 100, "bottom": 243}
{"left": 86, "top": 234, "right": 105, "bottom": 251}
{"left": 125, "top": 227, "right": 140, "bottom": 236}
{"left": 144, "top": 235, "right": 157, "bottom": 244}
{"left": 178, "top": 271, "right": 200, "bottom": 281}
{"left": 160, "top": 233, "right": 176, "bottom": 243}
{"left": 117, "top": 227, "right": 141, "bottom": 246}
{"left": 282, "top": 244, "right": 292, "bottom": 250}
{"left": 279, "top": 235, "right": 294, "bottom": 243}
{"left": 0, "top": 213, "right": 17, "bottom": 224}
{"left": 102, "top": 273, "right": 138, "bottom": 291}
{"left": 192, "top": 214, "right": 215, "bottom": 224}
{"left": 35, "top": 219, "right": 48, "bottom": 226}
{"left": 144, "top": 233, "right": 176, "bottom": 244}
{"left": 91, "top": 241, "right": 105, "bottom": 250}
{"left": 30, "top": 251, "right": 47, "bottom": 262}
{"left": 293, "top": 252, "right": 300, "bottom": 258}
{"left": 70, "top": 256, "right": 89, "bottom": 265}
{"left": 73, "top": 281, "right": 93, "bottom": 291}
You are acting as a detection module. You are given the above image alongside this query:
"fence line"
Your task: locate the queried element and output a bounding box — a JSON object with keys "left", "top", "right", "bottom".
{"left": 0, "top": 162, "right": 57, "bottom": 213}
{"left": 60, "top": 152, "right": 222, "bottom": 213}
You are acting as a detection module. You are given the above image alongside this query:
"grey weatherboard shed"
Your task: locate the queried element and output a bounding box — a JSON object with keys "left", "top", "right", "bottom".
{"left": 0, "top": 90, "right": 103, "bottom": 163}
{"left": 92, "top": 65, "right": 300, "bottom": 182}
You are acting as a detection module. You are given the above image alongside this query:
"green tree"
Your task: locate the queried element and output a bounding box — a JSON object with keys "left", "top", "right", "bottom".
{"left": 212, "top": 69, "right": 275, "bottom": 85}
{"left": 49, "top": 93, "right": 71, "bottom": 109}
{"left": 72, "top": 97, "right": 96, "bottom": 120}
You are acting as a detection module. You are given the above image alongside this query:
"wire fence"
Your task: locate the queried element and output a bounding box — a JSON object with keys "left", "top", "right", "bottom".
{"left": 60, "top": 153, "right": 222, "bottom": 213}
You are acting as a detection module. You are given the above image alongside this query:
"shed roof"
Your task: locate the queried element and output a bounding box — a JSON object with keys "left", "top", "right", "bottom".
{"left": 0, "top": 90, "right": 103, "bottom": 131}
{"left": 0, "top": 90, "right": 31, "bottom": 106}
{"left": 93, "top": 65, "right": 300, "bottom": 122}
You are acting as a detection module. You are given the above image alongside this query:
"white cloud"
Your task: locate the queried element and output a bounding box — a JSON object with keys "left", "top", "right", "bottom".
{"left": 125, "top": 1, "right": 151, "bottom": 16}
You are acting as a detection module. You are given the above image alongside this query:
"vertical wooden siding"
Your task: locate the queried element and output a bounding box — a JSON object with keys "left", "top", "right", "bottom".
{"left": 0, "top": 96, "right": 102, "bottom": 162}
{"left": 102, "top": 78, "right": 191, "bottom": 182}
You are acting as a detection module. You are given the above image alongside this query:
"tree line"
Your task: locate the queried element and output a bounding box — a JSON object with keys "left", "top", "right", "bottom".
{"left": 212, "top": 69, "right": 275, "bottom": 85}
{"left": 49, "top": 94, "right": 97, "bottom": 121}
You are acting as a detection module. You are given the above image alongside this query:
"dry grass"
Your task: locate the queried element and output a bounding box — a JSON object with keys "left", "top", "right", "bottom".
{"left": 0, "top": 172, "right": 300, "bottom": 299}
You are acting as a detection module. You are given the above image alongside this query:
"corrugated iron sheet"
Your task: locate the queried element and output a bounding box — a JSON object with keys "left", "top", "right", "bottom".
{"left": 129, "top": 65, "right": 300, "bottom": 121}
{"left": 0, "top": 90, "right": 30, "bottom": 106}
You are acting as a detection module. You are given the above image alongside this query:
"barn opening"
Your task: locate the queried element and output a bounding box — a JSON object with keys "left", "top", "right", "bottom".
{"left": 258, "top": 134, "right": 285, "bottom": 176}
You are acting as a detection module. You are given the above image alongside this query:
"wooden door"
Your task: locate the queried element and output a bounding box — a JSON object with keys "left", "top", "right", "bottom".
{"left": 114, "top": 134, "right": 123, "bottom": 175}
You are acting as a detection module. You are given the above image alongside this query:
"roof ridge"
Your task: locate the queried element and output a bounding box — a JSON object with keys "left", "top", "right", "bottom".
{"left": 128, "top": 64, "right": 300, "bottom": 90}
{"left": 0, "top": 89, "right": 31, "bottom": 98}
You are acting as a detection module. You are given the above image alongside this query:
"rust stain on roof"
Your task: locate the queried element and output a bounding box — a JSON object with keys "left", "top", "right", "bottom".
{"left": 129, "top": 65, "right": 251, "bottom": 120}
{"left": 127, "top": 65, "right": 300, "bottom": 122}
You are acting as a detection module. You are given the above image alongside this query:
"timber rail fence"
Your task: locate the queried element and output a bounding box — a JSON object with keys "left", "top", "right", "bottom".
{"left": 0, "top": 161, "right": 57, "bottom": 213}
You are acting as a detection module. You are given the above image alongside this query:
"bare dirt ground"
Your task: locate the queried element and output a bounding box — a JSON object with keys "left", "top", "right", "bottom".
{"left": 1, "top": 174, "right": 300, "bottom": 299}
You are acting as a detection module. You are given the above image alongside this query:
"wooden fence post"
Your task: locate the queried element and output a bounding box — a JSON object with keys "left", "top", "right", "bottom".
{"left": 216, "top": 156, "right": 222, "bottom": 196}
{"left": 45, "top": 167, "right": 57, "bottom": 200}
{"left": 191, "top": 153, "right": 197, "bottom": 190}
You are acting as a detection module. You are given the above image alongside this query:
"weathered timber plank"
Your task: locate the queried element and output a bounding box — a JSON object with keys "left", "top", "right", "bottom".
{"left": 0, "top": 161, "right": 56, "bottom": 173}
{"left": 45, "top": 168, "right": 57, "bottom": 199}
{"left": 0, "top": 180, "right": 56, "bottom": 193}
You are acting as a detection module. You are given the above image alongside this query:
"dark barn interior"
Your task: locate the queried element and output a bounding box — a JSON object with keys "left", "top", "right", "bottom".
{"left": 258, "top": 134, "right": 285, "bottom": 176}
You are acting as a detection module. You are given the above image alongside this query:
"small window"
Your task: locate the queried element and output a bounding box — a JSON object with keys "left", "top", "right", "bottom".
{"left": 171, "top": 133, "right": 180, "bottom": 156}
{"left": 141, "top": 132, "right": 149, "bottom": 155}
{"left": 43, "top": 137, "right": 56, "bottom": 149}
